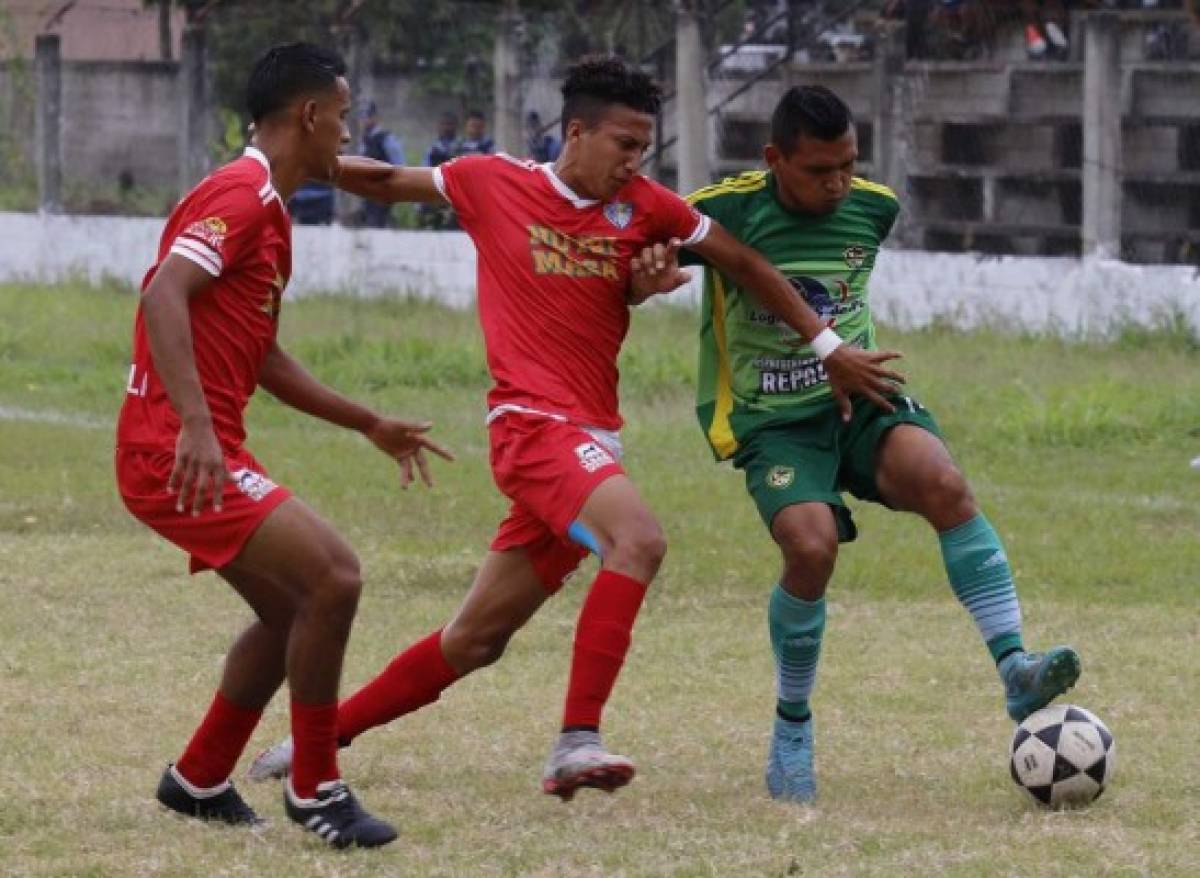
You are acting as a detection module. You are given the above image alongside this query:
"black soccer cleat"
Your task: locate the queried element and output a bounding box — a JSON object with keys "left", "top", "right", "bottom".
{"left": 284, "top": 779, "right": 398, "bottom": 849}
{"left": 156, "top": 764, "right": 264, "bottom": 826}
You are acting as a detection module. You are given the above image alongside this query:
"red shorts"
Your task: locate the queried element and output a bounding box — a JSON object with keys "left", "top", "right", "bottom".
{"left": 115, "top": 446, "right": 292, "bottom": 574}
{"left": 487, "top": 411, "right": 625, "bottom": 593}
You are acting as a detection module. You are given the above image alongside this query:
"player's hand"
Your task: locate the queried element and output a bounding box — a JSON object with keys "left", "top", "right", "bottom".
{"left": 822, "top": 346, "right": 906, "bottom": 422}
{"left": 629, "top": 237, "right": 691, "bottom": 306}
{"left": 168, "top": 417, "right": 230, "bottom": 516}
{"left": 365, "top": 417, "right": 455, "bottom": 489}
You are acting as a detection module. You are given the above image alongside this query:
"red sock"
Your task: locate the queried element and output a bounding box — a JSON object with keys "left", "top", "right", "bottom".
{"left": 175, "top": 690, "right": 263, "bottom": 789}
{"left": 562, "top": 569, "right": 648, "bottom": 730}
{"left": 336, "top": 630, "right": 460, "bottom": 744}
{"left": 290, "top": 699, "right": 340, "bottom": 799}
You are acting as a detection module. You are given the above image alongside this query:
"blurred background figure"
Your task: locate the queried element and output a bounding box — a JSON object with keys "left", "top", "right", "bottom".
{"left": 358, "top": 100, "right": 405, "bottom": 228}
{"left": 456, "top": 110, "right": 494, "bottom": 156}
{"left": 425, "top": 111, "right": 460, "bottom": 167}
{"left": 525, "top": 111, "right": 561, "bottom": 162}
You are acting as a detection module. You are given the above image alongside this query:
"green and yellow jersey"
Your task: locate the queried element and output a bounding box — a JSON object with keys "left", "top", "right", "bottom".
{"left": 684, "top": 171, "right": 899, "bottom": 460}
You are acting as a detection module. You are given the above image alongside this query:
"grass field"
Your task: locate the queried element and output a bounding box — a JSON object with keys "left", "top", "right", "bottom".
{"left": 1, "top": 280, "right": 1197, "bottom": 877}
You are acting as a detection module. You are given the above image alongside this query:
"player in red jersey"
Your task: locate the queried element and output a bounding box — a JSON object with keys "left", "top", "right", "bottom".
{"left": 115, "top": 43, "right": 450, "bottom": 848}
{"left": 248, "top": 56, "right": 902, "bottom": 800}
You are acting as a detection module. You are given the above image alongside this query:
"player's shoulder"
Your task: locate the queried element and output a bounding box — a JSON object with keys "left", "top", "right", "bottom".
{"left": 686, "top": 170, "right": 770, "bottom": 206}
{"left": 849, "top": 176, "right": 899, "bottom": 208}
{"left": 448, "top": 151, "right": 537, "bottom": 174}
{"left": 188, "top": 154, "right": 275, "bottom": 214}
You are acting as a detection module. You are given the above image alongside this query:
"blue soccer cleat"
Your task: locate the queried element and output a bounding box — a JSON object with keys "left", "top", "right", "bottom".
{"left": 765, "top": 715, "right": 816, "bottom": 803}
{"left": 1001, "top": 646, "right": 1082, "bottom": 722}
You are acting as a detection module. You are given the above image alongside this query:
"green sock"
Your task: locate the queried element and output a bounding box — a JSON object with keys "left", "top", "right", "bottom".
{"left": 938, "top": 513, "right": 1024, "bottom": 664}
{"left": 768, "top": 585, "right": 825, "bottom": 721}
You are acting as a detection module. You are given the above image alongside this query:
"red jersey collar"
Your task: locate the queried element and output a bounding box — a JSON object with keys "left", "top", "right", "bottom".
{"left": 538, "top": 163, "right": 599, "bottom": 210}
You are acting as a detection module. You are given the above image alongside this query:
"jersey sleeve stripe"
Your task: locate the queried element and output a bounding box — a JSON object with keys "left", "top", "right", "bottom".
{"left": 851, "top": 177, "right": 898, "bottom": 201}
{"left": 173, "top": 235, "right": 223, "bottom": 268}
{"left": 431, "top": 165, "right": 448, "bottom": 200}
{"left": 681, "top": 214, "right": 711, "bottom": 247}
{"left": 170, "top": 241, "right": 221, "bottom": 277}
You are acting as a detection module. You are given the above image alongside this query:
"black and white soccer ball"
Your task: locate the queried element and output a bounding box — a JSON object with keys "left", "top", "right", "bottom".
{"left": 1010, "top": 704, "right": 1115, "bottom": 808}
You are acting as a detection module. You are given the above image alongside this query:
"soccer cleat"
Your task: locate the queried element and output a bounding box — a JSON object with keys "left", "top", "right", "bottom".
{"left": 247, "top": 737, "right": 294, "bottom": 782}
{"left": 1001, "top": 646, "right": 1082, "bottom": 722}
{"left": 541, "top": 731, "right": 635, "bottom": 802}
{"left": 765, "top": 715, "right": 816, "bottom": 803}
{"left": 156, "top": 763, "right": 264, "bottom": 826}
{"left": 283, "top": 779, "right": 398, "bottom": 849}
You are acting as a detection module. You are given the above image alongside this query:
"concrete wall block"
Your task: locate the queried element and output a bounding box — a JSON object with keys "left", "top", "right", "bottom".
{"left": 1123, "top": 125, "right": 1179, "bottom": 174}
{"left": 1122, "top": 185, "right": 1189, "bottom": 232}
{"left": 1010, "top": 69, "right": 1083, "bottom": 118}
{"left": 994, "top": 183, "right": 1067, "bottom": 225}
{"left": 1132, "top": 70, "right": 1200, "bottom": 119}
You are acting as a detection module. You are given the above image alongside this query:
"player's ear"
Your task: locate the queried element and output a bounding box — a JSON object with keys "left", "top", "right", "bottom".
{"left": 300, "top": 98, "right": 319, "bottom": 133}
{"left": 564, "top": 118, "right": 584, "bottom": 144}
{"left": 764, "top": 142, "right": 781, "bottom": 168}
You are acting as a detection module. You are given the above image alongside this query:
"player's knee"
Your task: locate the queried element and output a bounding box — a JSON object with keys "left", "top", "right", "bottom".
{"left": 607, "top": 520, "right": 667, "bottom": 579}
{"left": 442, "top": 622, "right": 514, "bottom": 672}
{"left": 777, "top": 528, "right": 837, "bottom": 579}
{"left": 307, "top": 551, "right": 363, "bottom": 617}
{"left": 924, "top": 465, "right": 975, "bottom": 519}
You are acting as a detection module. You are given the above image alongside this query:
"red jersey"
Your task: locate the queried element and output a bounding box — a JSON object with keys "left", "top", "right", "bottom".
{"left": 433, "top": 154, "right": 709, "bottom": 430}
{"left": 116, "top": 147, "right": 291, "bottom": 452}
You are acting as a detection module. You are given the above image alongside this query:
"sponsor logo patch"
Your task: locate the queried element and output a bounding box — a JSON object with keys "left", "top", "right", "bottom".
{"left": 183, "top": 215, "right": 228, "bottom": 250}
{"left": 765, "top": 465, "right": 795, "bottom": 490}
{"left": 230, "top": 468, "right": 278, "bottom": 502}
{"left": 575, "top": 441, "right": 616, "bottom": 473}
{"left": 843, "top": 244, "right": 866, "bottom": 269}
{"left": 603, "top": 201, "right": 634, "bottom": 230}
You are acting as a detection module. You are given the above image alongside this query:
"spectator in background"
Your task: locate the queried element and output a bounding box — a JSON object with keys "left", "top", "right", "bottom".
{"left": 358, "top": 100, "right": 405, "bottom": 227}
{"left": 420, "top": 112, "right": 461, "bottom": 230}
{"left": 525, "top": 111, "right": 561, "bottom": 162}
{"left": 456, "top": 110, "right": 494, "bottom": 156}
{"left": 425, "top": 111, "right": 459, "bottom": 167}
{"left": 288, "top": 181, "right": 335, "bottom": 225}
{"left": 1020, "top": 0, "right": 1070, "bottom": 60}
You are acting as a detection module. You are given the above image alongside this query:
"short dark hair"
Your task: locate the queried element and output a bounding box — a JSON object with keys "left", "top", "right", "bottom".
{"left": 466, "top": 109, "right": 486, "bottom": 122}
{"left": 560, "top": 56, "right": 662, "bottom": 137}
{"left": 245, "top": 42, "right": 347, "bottom": 123}
{"left": 771, "top": 86, "right": 853, "bottom": 156}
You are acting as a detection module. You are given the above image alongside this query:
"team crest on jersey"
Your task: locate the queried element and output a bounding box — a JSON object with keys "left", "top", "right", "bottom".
{"left": 603, "top": 202, "right": 634, "bottom": 230}
{"left": 575, "top": 441, "right": 615, "bottom": 473}
{"left": 765, "top": 465, "right": 795, "bottom": 490}
{"left": 843, "top": 244, "right": 866, "bottom": 269}
{"left": 184, "top": 216, "right": 228, "bottom": 250}
{"left": 231, "top": 468, "right": 278, "bottom": 502}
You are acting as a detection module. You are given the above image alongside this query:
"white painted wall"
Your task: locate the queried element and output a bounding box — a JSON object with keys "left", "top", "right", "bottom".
{"left": 2, "top": 211, "right": 1197, "bottom": 337}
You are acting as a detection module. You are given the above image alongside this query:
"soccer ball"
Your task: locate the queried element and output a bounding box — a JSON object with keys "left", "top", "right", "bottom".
{"left": 1009, "top": 704, "right": 1115, "bottom": 809}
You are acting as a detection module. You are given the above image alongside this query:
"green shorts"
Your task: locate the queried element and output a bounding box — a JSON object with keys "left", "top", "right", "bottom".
{"left": 732, "top": 394, "right": 943, "bottom": 542}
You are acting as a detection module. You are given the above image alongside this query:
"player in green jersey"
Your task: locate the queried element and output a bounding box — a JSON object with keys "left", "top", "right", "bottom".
{"left": 633, "top": 85, "right": 1081, "bottom": 803}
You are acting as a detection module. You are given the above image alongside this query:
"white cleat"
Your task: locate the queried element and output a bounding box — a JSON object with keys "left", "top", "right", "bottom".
{"left": 246, "top": 736, "right": 294, "bottom": 782}
{"left": 541, "top": 731, "right": 635, "bottom": 801}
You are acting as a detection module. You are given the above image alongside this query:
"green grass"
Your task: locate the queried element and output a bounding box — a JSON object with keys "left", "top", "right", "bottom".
{"left": 0, "top": 281, "right": 1198, "bottom": 876}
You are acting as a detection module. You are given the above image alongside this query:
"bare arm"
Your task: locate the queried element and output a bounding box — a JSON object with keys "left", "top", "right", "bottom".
{"left": 140, "top": 254, "right": 228, "bottom": 514}
{"left": 259, "top": 342, "right": 379, "bottom": 432}
{"left": 259, "top": 342, "right": 455, "bottom": 488}
{"left": 332, "top": 157, "right": 447, "bottom": 205}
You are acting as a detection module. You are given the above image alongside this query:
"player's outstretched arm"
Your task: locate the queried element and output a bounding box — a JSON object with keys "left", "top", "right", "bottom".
{"left": 258, "top": 343, "right": 454, "bottom": 488}
{"left": 688, "top": 221, "right": 906, "bottom": 420}
{"left": 332, "top": 157, "right": 447, "bottom": 205}
{"left": 141, "top": 255, "right": 230, "bottom": 514}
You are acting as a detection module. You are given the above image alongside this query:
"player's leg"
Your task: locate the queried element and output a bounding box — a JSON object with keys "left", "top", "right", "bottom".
{"left": 231, "top": 497, "right": 396, "bottom": 848}
{"left": 157, "top": 565, "right": 294, "bottom": 826}
{"left": 737, "top": 418, "right": 854, "bottom": 803}
{"left": 338, "top": 546, "right": 550, "bottom": 742}
{"left": 248, "top": 526, "right": 558, "bottom": 782}
{"left": 541, "top": 474, "right": 666, "bottom": 800}
{"left": 873, "top": 422, "right": 1080, "bottom": 721}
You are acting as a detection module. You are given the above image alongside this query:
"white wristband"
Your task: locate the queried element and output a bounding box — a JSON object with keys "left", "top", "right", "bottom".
{"left": 809, "top": 327, "right": 844, "bottom": 360}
